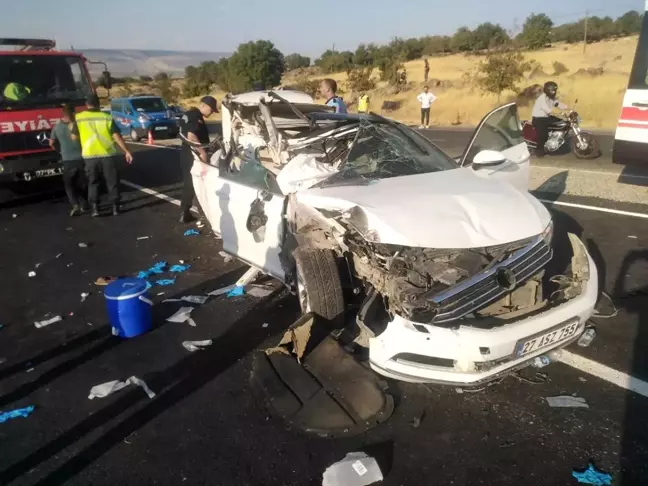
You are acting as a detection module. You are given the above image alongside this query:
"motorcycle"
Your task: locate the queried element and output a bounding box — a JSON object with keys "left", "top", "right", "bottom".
{"left": 522, "top": 102, "right": 600, "bottom": 159}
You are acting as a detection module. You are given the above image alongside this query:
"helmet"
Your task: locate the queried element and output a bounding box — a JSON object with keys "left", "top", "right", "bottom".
{"left": 544, "top": 81, "right": 558, "bottom": 99}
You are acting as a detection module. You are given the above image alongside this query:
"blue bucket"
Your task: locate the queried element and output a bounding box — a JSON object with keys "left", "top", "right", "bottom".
{"left": 104, "top": 278, "right": 153, "bottom": 338}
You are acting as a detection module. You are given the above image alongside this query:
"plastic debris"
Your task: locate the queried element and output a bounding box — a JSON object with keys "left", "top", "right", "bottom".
{"left": 35, "top": 263, "right": 42, "bottom": 268}
{"left": 34, "top": 316, "right": 63, "bottom": 328}
{"left": 170, "top": 264, "right": 191, "bottom": 273}
{"left": 578, "top": 328, "right": 596, "bottom": 347}
{"left": 196, "top": 221, "right": 205, "bottom": 228}
{"left": 81, "top": 292, "right": 90, "bottom": 302}
{"left": 182, "top": 340, "right": 213, "bottom": 352}
{"left": 28, "top": 271, "right": 36, "bottom": 278}
{"left": 247, "top": 285, "right": 274, "bottom": 298}
{"left": 156, "top": 279, "right": 176, "bottom": 286}
{"left": 88, "top": 376, "right": 156, "bottom": 400}
{"left": 0, "top": 405, "right": 35, "bottom": 424}
{"left": 184, "top": 229, "right": 200, "bottom": 236}
{"left": 322, "top": 452, "right": 383, "bottom": 486}
{"left": 227, "top": 286, "right": 245, "bottom": 298}
{"left": 137, "top": 236, "right": 150, "bottom": 240}
{"left": 546, "top": 395, "right": 589, "bottom": 408}
{"left": 138, "top": 261, "right": 167, "bottom": 279}
{"left": 531, "top": 355, "right": 551, "bottom": 368}
{"left": 628, "top": 235, "right": 637, "bottom": 239}
{"left": 219, "top": 251, "right": 233, "bottom": 263}
{"left": 157, "top": 292, "right": 165, "bottom": 296}
{"left": 12, "top": 213, "right": 17, "bottom": 218}
{"left": 262, "top": 323, "right": 269, "bottom": 328}
{"left": 572, "top": 463, "right": 612, "bottom": 485}
{"left": 208, "top": 284, "right": 237, "bottom": 297}
{"left": 167, "top": 307, "right": 196, "bottom": 327}
{"left": 78, "top": 242, "right": 88, "bottom": 248}
{"left": 182, "top": 295, "right": 209, "bottom": 305}
{"left": 145, "top": 281, "right": 153, "bottom": 290}
{"left": 56, "top": 253, "right": 63, "bottom": 259}
{"left": 95, "top": 276, "right": 117, "bottom": 286}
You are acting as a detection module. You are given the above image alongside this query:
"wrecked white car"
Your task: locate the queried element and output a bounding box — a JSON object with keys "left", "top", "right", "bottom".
{"left": 191, "top": 90, "right": 598, "bottom": 386}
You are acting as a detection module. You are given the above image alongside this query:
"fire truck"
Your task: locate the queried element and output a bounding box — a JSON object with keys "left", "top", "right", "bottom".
{"left": 0, "top": 38, "right": 111, "bottom": 187}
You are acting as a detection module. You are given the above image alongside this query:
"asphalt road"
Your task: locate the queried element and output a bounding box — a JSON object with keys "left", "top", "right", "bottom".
{"left": 1, "top": 142, "right": 648, "bottom": 485}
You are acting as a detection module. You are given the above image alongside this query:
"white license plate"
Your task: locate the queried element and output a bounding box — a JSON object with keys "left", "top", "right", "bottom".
{"left": 154, "top": 126, "right": 168, "bottom": 131}
{"left": 35, "top": 168, "right": 63, "bottom": 178}
{"left": 515, "top": 319, "right": 581, "bottom": 357}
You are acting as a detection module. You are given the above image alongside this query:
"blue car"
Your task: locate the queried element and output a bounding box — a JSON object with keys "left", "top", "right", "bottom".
{"left": 110, "top": 95, "right": 179, "bottom": 142}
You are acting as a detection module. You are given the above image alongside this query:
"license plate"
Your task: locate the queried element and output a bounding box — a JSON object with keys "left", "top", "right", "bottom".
{"left": 515, "top": 319, "right": 580, "bottom": 357}
{"left": 154, "top": 126, "right": 168, "bottom": 131}
{"left": 34, "top": 168, "right": 63, "bottom": 178}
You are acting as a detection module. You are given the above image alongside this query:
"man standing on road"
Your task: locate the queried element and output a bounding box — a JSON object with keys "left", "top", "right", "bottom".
{"left": 417, "top": 86, "right": 437, "bottom": 129}
{"left": 50, "top": 104, "right": 88, "bottom": 216}
{"left": 320, "top": 79, "right": 347, "bottom": 114}
{"left": 532, "top": 81, "right": 568, "bottom": 158}
{"left": 178, "top": 95, "right": 218, "bottom": 224}
{"left": 74, "top": 94, "right": 133, "bottom": 217}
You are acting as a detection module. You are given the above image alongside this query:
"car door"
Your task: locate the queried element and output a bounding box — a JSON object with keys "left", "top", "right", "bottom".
{"left": 459, "top": 103, "right": 530, "bottom": 192}
{"left": 192, "top": 156, "right": 287, "bottom": 281}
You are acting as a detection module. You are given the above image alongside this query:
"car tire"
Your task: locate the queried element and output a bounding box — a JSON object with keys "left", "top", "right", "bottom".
{"left": 294, "top": 248, "right": 345, "bottom": 327}
{"left": 130, "top": 128, "right": 141, "bottom": 143}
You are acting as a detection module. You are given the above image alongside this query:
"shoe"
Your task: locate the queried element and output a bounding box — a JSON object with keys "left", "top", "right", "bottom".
{"left": 69, "top": 205, "right": 81, "bottom": 217}
{"left": 418, "top": 125, "right": 424, "bottom": 129}
{"left": 112, "top": 205, "right": 120, "bottom": 216}
{"left": 425, "top": 125, "right": 429, "bottom": 129}
{"left": 179, "top": 211, "right": 196, "bottom": 224}
{"left": 91, "top": 205, "right": 100, "bottom": 217}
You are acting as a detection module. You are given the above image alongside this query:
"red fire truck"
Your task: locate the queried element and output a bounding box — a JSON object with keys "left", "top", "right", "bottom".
{"left": 0, "top": 38, "right": 111, "bottom": 187}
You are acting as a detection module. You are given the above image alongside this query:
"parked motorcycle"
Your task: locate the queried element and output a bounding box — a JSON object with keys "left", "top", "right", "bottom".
{"left": 522, "top": 103, "right": 600, "bottom": 159}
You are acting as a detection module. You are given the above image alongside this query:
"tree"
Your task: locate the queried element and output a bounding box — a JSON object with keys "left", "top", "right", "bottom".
{"left": 472, "top": 22, "right": 510, "bottom": 50}
{"left": 475, "top": 50, "right": 531, "bottom": 101}
{"left": 616, "top": 10, "right": 643, "bottom": 36}
{"left": 154, "top": 72, "right": 170, "bottom": 82}
{"left": 422, "top": 35, "right": 451, "bottom": 55}
{"left": 521, "top": 13, "right": 553, "bottom": 50}
{"left": 140, "top": 75, "right": 153, "bottom": 82}
{"left": 315, "top": 50, "right": 353, "bottom": 73}
{"left": 285, "top": 53, "right": 311, "bottom": 71}
{"left": 451, "top": 27, "right": 475, "bottom": 52}
{"left": 353, "top": 44, "right": 373, "bottom": 66}
{"left": 226, "top": 40, "right": 284, "bottom": 93}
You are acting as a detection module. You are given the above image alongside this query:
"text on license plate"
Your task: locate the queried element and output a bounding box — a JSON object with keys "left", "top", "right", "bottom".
{"left": 35, "top": 168, "right": 63, "bottom": 178}
{"left": 516, "top": 319, "right": 580, "bottom": 357}
{"left": 154, "top": 126, "right": 168, "bottom": 131}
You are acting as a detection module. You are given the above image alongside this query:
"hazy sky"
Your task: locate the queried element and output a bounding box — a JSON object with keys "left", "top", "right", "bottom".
{"left": 1, "top": 0, "right": 643, "bottom": 57}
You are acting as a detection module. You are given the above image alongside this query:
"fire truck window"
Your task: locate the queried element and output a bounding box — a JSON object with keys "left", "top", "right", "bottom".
{"left": 68, "top": 58, "right": 91, "bottom": 96}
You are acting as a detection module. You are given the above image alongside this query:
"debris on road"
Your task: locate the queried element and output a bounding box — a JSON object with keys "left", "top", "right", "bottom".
{"left": 572, "top": 463, "right": 612, "bottom": 485}
{"left": 0, "top": 405, "right": 35, "bottom": 424}
{"left": 531, "top": 355, "right": 551, "bottom": 368}
{"left": 88, "top": 376, "right": 156, "bottom": 400}
{"left": 262, "top": 323, "right": 269, "bottom": 328}
{"left": 56, "top": 253, "right": 63, "bottom": 259}
{"left": 227, "top": 286, "right": 245, "bottom": 298}
{"left": 164, "top": 295, "right": 209, "bottom": 305}
{"left": 35, "top": 263, "right": 42, "bottom": 269}
{"left": 12, "top": 213, "right": 17, "bottom": 219}
{"left": 137, "top": 236, "right": 150, "bottom": 240}
{"left": 546, "top": 395, "right": 589, "bottom": 408}
{"left": 34, "top": 316, "right": 63, "bottom": 328}
{"left": 322, "top": 452, "right": 383, "bottom": 486}
{"left": 182, "top": 340, "right": 213, "bottom": 352}
{"left": 138, "top": 261, "right": 167, "bottom": 279}
{"left": 628, "top": 235, "right": 637, "bottom": 239}
{"left": 208, "top": 284, "right": 237, "bottom": 297}
{"left": 170, "top": 264, "right": 191, "bottom": 273}
{"left": 156, "top": 279, "right": 176, "bottom": 287}
{"left": 578, "top": 328, "right": 596, "bottom": 347}
{"left": 78, "top": 242, "right": 88, "bottom": 248}
{"left": 219, "top": 251, "right": 233, "bottom": 263}
{"left": 28, "top": 271, "right": 36, "bottom": 278}
{"left": 184, "top": 229, "right": 200, "bottom": 236}
{"left": 95, "top": 276, "right": 117, "bottom": 286}
{"left": 246, "top": 285, "right": 274, "bottom": 298}
{"left": 167, "top": 307, "right": 196, "bottom": 327}
{"left": 81, "top": 292, "right": 90, "bottom": 302}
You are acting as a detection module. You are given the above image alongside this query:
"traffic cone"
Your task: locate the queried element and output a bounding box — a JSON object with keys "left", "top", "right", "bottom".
{"left": 147, "top": 131, "right": 154, "bottom": 145}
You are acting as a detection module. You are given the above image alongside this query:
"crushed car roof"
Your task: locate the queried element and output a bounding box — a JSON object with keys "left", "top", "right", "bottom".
{"left": 230, "top": 90, "right": 315, "bottom": 106}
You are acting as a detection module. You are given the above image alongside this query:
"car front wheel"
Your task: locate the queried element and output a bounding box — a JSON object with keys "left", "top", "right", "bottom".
{"left": 130, "top": 128, "right": 141, "bottom": 143}
{"left": 294, "top": 248, "right": 345, "bottom": 328}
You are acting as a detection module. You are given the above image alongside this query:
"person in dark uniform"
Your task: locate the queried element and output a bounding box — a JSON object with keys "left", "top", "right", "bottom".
{"left": 178, "top": 95, "right": 218, "bottom": 223}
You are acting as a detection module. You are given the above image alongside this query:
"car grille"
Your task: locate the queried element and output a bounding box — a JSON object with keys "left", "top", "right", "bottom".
{"left": 0, "top": 131, "right": 47, "bottom": 153}
{"left": 426, "top": 235, "right": 552, "bottom": 324}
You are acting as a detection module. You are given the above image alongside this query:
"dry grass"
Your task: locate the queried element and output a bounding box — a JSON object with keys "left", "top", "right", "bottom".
{"left": 282, "top": 36, "right": 637, "bottom": 129}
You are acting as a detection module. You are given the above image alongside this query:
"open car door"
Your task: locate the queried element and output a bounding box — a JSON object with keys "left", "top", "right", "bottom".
{"left": 459, "top": 103, "right": 530, "bottom": 192}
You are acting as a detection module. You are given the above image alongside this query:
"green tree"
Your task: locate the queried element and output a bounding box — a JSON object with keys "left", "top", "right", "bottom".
{"left": 422, "top": 35, "right": 451, "bottom": 55}
{"left": 226, "top": 40, "right": 285, "bottom": 93}
{"left": 451, "top": 27, "right": 475, "bottom": 52}
{"left": 353, "top": 44, "right": 373, "bottom": 66}
{"left": 285, "top": 53, "right": 311, "bottom": 71}
{"left": 154, "top": 72, "right": 170, "bottom": 82}
{"left": 616, "top": 10, "right": 643, "bottom": 36}
{"left": 472, "top": 22, "right": 510, "bottom": 50}
{"left": 475, "top": 49, "right": 530, "bottom": 101}
{"left": 521, "top": 13, "right": 553, "bottom": 50}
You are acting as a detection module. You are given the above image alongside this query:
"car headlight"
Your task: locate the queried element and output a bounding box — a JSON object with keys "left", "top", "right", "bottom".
{"left": 138, "top": 115, "right": 149, "bottom": 125}
{"left": 0, "top": 163, "right": 4, "bottom": 174}
{"left": 542, "top": 221, "right": 554, "bottom": 246}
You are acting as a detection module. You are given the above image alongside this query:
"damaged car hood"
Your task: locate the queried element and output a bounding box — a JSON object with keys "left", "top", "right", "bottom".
{"left": 296, "top": 168, "right": 551, "bottom": 249}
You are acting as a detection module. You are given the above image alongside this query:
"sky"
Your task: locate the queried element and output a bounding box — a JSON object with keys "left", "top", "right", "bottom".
{"left": 1, "top": 0, "right": 644, "bottom": 58}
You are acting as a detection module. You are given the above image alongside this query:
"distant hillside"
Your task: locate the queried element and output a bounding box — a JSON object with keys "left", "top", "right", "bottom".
{"left": 80, "top": 49, "right": 229, "bottom": 78}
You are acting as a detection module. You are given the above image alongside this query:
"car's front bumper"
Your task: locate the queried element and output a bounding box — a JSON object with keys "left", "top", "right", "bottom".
{"left": 140, "top": 121, "right": 179, "bottom": 138}
{"left": 368, "top": 235, "right": 598, "bottom": 385}
{"left": 0, "top": 152, "right": 62, "bottom": 183}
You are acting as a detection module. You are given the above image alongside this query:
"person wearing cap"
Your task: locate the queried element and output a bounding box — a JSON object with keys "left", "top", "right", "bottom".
{"left": 178, "top": 95, "right": 218, "bottom": 223}
{"left": 73, "top": 94, "right": 133, "bottom": 217}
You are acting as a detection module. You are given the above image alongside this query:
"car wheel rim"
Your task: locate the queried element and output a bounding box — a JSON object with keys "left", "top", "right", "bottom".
{"left": 296, "top": 271, "right": 311, "bottom": 313}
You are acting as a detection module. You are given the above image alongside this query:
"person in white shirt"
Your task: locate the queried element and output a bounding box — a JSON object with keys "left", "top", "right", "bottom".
{"left": 532, "top": 81, "right": 568, "bottom": 157}
{"left": 417, "top": 86, "right": 437, "bottom": 129}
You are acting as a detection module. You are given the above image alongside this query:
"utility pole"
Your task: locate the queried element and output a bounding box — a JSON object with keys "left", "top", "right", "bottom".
{"left": 583, "top": 10, "right": 589, "bottom": 54}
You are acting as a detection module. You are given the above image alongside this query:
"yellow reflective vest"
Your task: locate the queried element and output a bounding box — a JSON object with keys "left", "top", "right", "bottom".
{"left": 3, "top": 82, "right": 31, "bottom": 101}
{"left": 358, "top": 95, "right": 369, "bottom": 113}
{"left": 75, "top": 110, "right": 118, "bottom": 159}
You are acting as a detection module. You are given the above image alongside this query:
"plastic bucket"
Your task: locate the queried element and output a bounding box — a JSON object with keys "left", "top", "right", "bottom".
{"left": 104, "top": 278, "right": 153, "bottom": 338}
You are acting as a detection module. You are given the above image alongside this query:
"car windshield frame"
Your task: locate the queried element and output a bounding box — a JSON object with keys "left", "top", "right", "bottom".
{"left": 314, "top": 120, "right": 458, "bottom": 189}
{"left": 0, "top": 55, "right": 92, "bottom": 110}
{"left": 131, "top": 97, "right": 168, "bottom": 113}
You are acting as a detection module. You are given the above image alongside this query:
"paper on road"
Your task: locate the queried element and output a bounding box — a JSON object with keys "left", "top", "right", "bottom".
{"left": 322, "top": 452, "right": 383, "bottom": 486}
{"left": 167, "top": 307, "right": 197, "bottom": 327}
{"left": 546, "top": 395, "right": 589, "bottom": 408}
{"left": 182, "top": 340, "right": 213, "bottom": 352}
{"left": 88, "top": 376, "right": 156, "bottom": 399}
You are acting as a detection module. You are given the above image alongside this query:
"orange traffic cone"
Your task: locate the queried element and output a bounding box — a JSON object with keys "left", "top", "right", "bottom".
{"left": 147, "top": 131, "right": 154, "bottom": 145}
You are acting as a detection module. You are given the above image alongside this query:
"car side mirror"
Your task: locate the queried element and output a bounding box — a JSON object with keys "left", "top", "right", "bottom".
{"left": 101, "top": 71, "right": 113, "bottom": 90}
{"left": 472, "top": 150, "right": 506, "bottom": 170}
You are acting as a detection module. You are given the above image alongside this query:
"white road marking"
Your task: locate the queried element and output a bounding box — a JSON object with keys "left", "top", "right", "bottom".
{"left": 538, "top": 198, "right": 648, "bottom": 219}
{"left": 121, "top": 180, "right": 198, "bottom": 213}
{"left": 556, "top": 350, "right": 648, "bottom": 398}
{"left": 534, "top": 164, "right": 648, "bottom": 181}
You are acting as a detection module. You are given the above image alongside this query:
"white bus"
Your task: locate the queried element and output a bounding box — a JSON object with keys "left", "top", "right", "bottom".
{"left": 613, "top": 1, "right": 648, "bottom": 164}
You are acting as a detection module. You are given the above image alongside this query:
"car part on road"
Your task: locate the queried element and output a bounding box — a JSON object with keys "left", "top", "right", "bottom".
{"left": 578, "top": 328, "right": 596, "bottom": 347}
{"left": 322, "top": 452, "right": 384, "bottom": 486}
{"left": 252, "top": 313, "right": 394, "bottom": 437}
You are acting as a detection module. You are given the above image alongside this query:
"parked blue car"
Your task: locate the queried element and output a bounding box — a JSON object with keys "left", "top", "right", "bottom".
{"left": 110, "top": 95, "right": 179, "bottom": 142}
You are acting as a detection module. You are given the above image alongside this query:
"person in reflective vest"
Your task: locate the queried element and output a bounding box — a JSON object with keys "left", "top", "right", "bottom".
{"left": 74, "top": 94, "right": 133, "bottom": 217}
{"left": 2, "top": 82, "right": 31, "bottom": 101}
{"left": 358, "top": 93, "right": 370, "bottom": 114}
